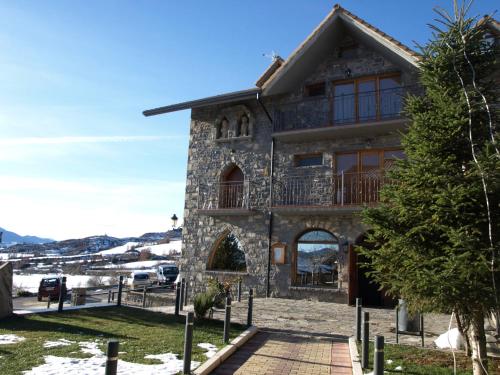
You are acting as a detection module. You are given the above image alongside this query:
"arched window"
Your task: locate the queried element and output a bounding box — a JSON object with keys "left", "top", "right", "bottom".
{"left": 208, "top": 233, "right": 247, "bottom": 272}
{"left": 219, "top": 165, "right": 244, "bottom": 209}
{"left": 295, "top": 230, "right": 339, "bottom": 287}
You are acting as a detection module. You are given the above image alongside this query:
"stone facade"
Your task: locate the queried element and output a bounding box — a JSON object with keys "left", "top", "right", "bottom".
{"left": 179, "top": 33, "right": 419, "bottom": 303}
{"left": 0, "top": 262, "right": 13, "bottom": 319}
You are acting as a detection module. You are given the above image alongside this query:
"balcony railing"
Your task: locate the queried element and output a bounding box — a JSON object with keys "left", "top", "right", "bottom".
{"left": 273, "top": 86, "right": 415, "bottom": 133}
{"left": 273, "top": 171, "right": 387, "bottom": 208}
{"left": 198, "top": 180, "right": 251, "bottom": 211}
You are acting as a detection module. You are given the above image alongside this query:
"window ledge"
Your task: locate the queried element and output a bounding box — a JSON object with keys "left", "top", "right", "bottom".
{"left": 205, "top": 270, "right": 249, "bottom": 276}
{"left": 215, "top": 135, "right": 252, "bottom": 143}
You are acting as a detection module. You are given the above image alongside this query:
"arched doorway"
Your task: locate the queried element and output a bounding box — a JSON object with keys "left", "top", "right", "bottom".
{"left": 219, "top": 165, "right": 244, "bottom": 208}
{"left": 208, "top": 231, "right": 247, "bottom": 272}
{"left": 293, "top": 229, "right": 339, "bottom": 287}
{"left": 354, "top": 234, "right": 395, "bottom": 307}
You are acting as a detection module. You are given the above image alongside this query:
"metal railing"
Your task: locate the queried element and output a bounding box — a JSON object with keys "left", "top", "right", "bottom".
{"left": 198, "top": 180, "right": 251, "bottom": 210}
{"left": 273, "top": 86, "right": 416, "bottom": 132}
{"left": 273, "top": 171, "right": 387, "bottom": 207}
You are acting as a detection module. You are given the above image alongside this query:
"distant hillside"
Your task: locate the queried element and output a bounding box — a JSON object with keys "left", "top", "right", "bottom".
{"left": 0, "top": 227, "right": 53, "bottom": 246}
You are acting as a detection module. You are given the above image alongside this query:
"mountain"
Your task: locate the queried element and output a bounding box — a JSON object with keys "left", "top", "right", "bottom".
{"left": 0, "top": 227, "right": 54, "bottom": 247}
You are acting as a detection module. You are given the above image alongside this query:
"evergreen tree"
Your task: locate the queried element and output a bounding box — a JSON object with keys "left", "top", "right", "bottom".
{"left": 358, "top": 2, "right": 499, "bottom": 374}
{"left": 211, "top": 233, "right": 247, "bottom": 271}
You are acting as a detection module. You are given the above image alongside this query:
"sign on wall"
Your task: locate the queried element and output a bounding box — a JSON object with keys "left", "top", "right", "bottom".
{"left": 271, "top": 242, "right": 287, "bottom": 265}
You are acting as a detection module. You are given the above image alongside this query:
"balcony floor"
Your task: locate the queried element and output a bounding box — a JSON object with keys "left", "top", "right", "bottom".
{"left": 197, "top": 208, "right": 261, "bottom": 216}
{"left": 271, "top": 205, "right": 363, "bottom": 216}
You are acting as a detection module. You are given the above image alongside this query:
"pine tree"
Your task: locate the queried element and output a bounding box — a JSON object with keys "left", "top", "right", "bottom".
{"left": 211, "top": 234, "right": 247, "bottom": 271}
{"left": 358, "top": 2, "right": 499, "bottom": 374}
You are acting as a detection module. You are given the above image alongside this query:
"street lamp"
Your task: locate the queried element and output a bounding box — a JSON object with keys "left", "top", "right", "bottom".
{"left": 171, "top": 214, "right": 178, "bottom": 229}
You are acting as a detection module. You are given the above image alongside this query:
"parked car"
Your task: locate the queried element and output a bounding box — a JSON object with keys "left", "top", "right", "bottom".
{"left": 130, "top": 271, "right": 151, "bottom": 289}
{"left": 37, "top": 277, "right": 66, "bottom": 302}
{"left": 156, "top": 264, "right": 179, "bottom": 286}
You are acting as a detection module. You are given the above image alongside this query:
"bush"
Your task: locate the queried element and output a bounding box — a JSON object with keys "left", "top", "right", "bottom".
{"left": 193, "top": 292, "right": 215, "bottom": 319}
{"left": 16, "top": 289, "right": 32, "bottom": 297}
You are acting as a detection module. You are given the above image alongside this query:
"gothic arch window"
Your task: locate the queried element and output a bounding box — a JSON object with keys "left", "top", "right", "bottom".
{"left": 294, "top": 229, "right": 339, "bottom": 287}
{"left": 208, "top": 232, "right": 247, "bottom": 272}
{"left": 219, "top": 164, "right": 245, "bottom": 209}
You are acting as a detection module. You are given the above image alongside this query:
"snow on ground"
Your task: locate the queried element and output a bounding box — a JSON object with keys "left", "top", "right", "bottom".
{"left": 0, "top": 334, "right": 25, "bottom": 345}
{"left": 13, "top": 274, "right": 114, "bottom": 293}
{"left": 24, "top": 338, "right": 200, "bottom": 375}
{"left": 197, "top": 343, "right": 218, "bottom": 358}
{"left": 104, "top": 260, "right": 168, "bottom": 270}
{"left": 97, "top": 242, "right": 140, "bottom": 256}
{"left": 43, "top": 339, "right": 75, "bottom": 348}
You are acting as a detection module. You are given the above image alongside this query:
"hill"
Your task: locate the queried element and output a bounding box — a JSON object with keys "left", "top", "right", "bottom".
{"left": 0, "top": 227, "right": 53, "bottom": 247}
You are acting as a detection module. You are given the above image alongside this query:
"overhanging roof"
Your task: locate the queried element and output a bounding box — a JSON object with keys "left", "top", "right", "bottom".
{"left": 261, "top": 5, "right": 420, "bottom": 95}
{"left": 143, "top": 88, "right": 260, "bottom": 117}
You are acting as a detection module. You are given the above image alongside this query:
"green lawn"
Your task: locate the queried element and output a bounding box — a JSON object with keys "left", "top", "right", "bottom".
{"left": 358, "top": 341, "right": 499, "bottom": 374}
{"left": 0, "top": 306, "right": 246, "bottom": 374}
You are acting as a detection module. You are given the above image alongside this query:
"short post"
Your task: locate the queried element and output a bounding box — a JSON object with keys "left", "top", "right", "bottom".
{"left": 247, "top": 288, "right": 253, "bottom": 327}
{"left": 108, "top": 290, "right": 112, "bottom": 303}
{"left": 223, "top": 296, "right": 232, "bottom": 343}
{"left": 237, "top": 279, "right": 242, "bottom": 302}
{"left": 184, "top": 280, "right": 189, "bottom": 307}
{"left": 373, "top": 335, "right": 384, "bottom": 375}
{"left": 57, "top": 276, "right": 67, "bottom": 312}
{"left": 183, "top": 312, "right": 194, "bottom": 375}
{"left": 105, "top": 339, "right": 119, "bottom": 375}
{"left": 175, "top": 282, "right": 181, "bottom": 316}
{"left": 47, "top": 297, "right": 51, "bottom": 309}
{"left": 420, "top": 314, "right": 424, "bottom": 347}
{"left": 355, "top": 297, "right": 362, "bottom": 342}
{"left": 117, "top": 276, "right": 123, "bottom": 307}
{"left": 362, "top": 311, "right": 370, "bottom": 369}
{"left": 112, "top": 291, "right": 115, "bottom": 302}
{"left": 142, "top": 286, "right": 147, "bottom": 308}
{"left": 180, "top": 278, "right": 185, "bottom": 311}
{"left": 395, "top": 304, "right": 399, "bottom": 344}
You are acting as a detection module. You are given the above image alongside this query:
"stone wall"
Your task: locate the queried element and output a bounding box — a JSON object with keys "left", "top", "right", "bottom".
{"left": 0, "top": 262, "right": 13, "bottom": 319}
{"left": 180, "top": 33, "right": 420, "bottom": 302}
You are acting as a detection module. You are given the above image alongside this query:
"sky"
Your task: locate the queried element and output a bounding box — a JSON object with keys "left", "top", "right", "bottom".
{"left": 0, "top": 1, "right": 496, "bottom": 240}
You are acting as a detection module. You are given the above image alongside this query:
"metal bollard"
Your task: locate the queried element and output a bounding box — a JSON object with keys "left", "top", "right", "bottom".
{"left": 362, "top": 311, "right": 370, "bottom": 369}
{"left": 58, "top": 276, "right": 67, "bottom": 312}
{"left": 223, "top": 296, "right": 232, "bottom": 343}
{"left": 355, "top": 298, "right": 362, "bottom": 342}
{"left": 112, "top": 291, "right": 115, "bottom": 302}
{"left": 108, "top": 290, "right": 112, "bottom": 303}
{"left": 184, "top": 280, "right": 189, "bottom": 307}
{"left": 47, "top": 297, "right": 51, "bottom": 309}
{"left": 183, "top": 312, "right": 194, "bottom": 374}
{"left": 237, "top": 279, "right": 242, "bottom": 302}
{"left": 142, "top": 286, "right": 147, "bottom": 308}
{"left": 374, "top": 335, "right": 384, "bottom": 375}
{"left": 175, "top": 282, "right": 181, "bottom": 316}
{"left": 105, "top": 339, "right": 119, "bottom": 375}
{"left": 180, "top": 278, "right": 185, "bottom": 311}
{"left": 247, "top": 288, "right": 253, "bottom": 327}
{"left": 117, "top": 276, "right": 123, "bottom": 307}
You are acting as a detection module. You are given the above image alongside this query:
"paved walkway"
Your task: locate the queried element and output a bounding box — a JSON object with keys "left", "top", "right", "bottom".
{"left": 210, "top": 331, "right": 351, "bottom": 375}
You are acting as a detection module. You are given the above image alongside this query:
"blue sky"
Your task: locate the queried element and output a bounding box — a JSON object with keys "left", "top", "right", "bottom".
{"left": 0, "top": 1, "right": 495, "bottom": 240}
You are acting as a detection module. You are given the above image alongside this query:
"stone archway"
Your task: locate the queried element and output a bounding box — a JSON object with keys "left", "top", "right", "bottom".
{"left": 207, "top": 230, "right": 247, "bottom": 272}
{"left": 219, "top": 164, "right": 244, "bottom": 209}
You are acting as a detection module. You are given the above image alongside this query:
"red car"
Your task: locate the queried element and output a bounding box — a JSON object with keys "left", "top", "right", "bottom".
{"left": 37, "top": 277, "right": 66, "bottom": 302}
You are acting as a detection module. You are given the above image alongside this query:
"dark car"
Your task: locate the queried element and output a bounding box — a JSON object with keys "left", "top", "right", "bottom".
{"left": 37, "top": 277, "right": 66, "bottom": 302}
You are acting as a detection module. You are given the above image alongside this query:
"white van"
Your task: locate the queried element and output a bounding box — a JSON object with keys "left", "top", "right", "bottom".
{"left": 156, "top": 264, "right": 179, "bottom": 286}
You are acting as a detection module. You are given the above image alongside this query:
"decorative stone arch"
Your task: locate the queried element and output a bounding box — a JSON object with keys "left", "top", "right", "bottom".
{"left": 214, "top": 116, "right": 230, "bottom": 139}
{"left": 207, "top": 228, "right": 248, "bottom": 272}
{"left": 213, "top": 105, "right": 254, "bottom": 140}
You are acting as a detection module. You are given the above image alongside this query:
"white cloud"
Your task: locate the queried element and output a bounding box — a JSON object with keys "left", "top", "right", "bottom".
{"left": 0, "top": 135, "right": 184, "bottom": 146}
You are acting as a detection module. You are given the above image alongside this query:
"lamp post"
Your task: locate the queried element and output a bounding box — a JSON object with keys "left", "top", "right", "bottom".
{"left": 171, "top": 214, "right": 178, "bottom": 229}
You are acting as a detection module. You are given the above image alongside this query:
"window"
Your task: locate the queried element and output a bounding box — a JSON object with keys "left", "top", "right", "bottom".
{"left": 219, "top": 165, "right": 244, "bottom": 208}
{"left": 335, "top": 149, "right": 404, "bottom": 173}
{"left": 295, "top": 230, "right": 339, "bottom": 287}
{"left": 294, "top": 153, "right": 323, "bottom": 167}
{"left": 305, "top": 82, "right": 326, "bottom": 97}
{"left": 209, "top": 233, "right": 247, "bottom": 272}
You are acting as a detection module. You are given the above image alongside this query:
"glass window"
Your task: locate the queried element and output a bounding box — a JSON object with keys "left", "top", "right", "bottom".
{"left": 358, "top": 80, "right": 377, "bottom": 121}
{"left": 336, "top": 153, "right": 357, "bottom": 174}
{"left": 294, "top": 154, "right": 323, "bottom": 167}
{"left": 333, "top": 83, "right": 355, "bottom": 123}
{"left": 380, "top": 77, "right": 402, "bottom": 119}
{"left": 305, "top": 82, "right": 325, "bottom": 97}
{"left": 296, "top": 230, "right": 339, "bottom": 287}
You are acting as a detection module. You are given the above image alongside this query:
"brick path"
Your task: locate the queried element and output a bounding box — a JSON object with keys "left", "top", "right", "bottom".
{"left": 210, "top": 331, "right": 351, "bottom": 375}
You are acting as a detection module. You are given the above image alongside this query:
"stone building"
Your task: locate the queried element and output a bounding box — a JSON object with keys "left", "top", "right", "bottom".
{"left": 144, "top": 5, "right": 424, "bottom": 306}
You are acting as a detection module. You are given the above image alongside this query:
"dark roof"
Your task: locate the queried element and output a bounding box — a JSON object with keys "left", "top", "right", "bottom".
{"left": 143, "top": 88, "right": 260, "bottom": 117}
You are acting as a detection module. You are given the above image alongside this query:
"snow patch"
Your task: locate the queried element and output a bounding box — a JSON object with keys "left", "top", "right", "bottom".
{"left": 197, "top": 343, "right": 218, "bottom": 358}
{"left": 434, "top": 328, "right": 464, "bottom": 349}
{"left": 0, "top": 334, "right": 25, "bottom": 345}
{"left": 44, "top": 339, "right": 76, "bottom": 348}
{"left": 395, "top": 365, "right": 403, "bottom": 371}
{"left": 79, "top": 341, "right": 104, "bottom": 356}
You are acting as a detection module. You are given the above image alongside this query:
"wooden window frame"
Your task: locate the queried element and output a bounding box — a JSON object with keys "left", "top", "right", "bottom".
{"left": 304, "top": 82, "right": 326, "bottom": 97}
{"left": 332, "top": 73, "right": 401, "bottom": 124}
{"left": 334, "top": 147, "right": 403, "bottom": 173}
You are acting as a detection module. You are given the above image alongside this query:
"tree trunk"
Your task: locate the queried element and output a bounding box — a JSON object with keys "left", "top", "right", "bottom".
{"left": 455, "top": 312, "right": 471, "bottom": 357}
{"left": 468, "top": 310, "right": 488, "bottom": 375}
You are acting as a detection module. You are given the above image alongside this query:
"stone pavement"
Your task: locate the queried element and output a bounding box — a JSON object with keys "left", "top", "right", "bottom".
{"left": 210, "top": 331, "right": 351, "bottom": 375}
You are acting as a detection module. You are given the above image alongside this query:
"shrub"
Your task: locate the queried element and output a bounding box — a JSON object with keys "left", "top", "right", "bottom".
{"left": 16, "top": 289, "right": 32, "bottom": 297}
{"left": 193, "top": 292, "right": 215, "bottom": 319}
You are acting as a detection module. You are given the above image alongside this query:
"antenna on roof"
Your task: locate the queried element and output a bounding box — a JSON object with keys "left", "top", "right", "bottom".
{"left": 262, "top": 51, "right": 279, "bottom": 62}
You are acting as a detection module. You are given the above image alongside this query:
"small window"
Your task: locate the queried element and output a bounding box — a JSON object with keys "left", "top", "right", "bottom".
{"left": 295, "top": 154, "right": 323, "bottom": 167}
{"left": 305, "top": 82, "right": 325, "bottom": 97}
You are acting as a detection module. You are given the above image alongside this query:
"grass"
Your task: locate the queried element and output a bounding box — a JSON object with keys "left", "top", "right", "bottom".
{"left": 0, "top": 306, "right": 246, "bottom": 374}
{"left": 358, "top": 341, "right": 499, "bottom": 374}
